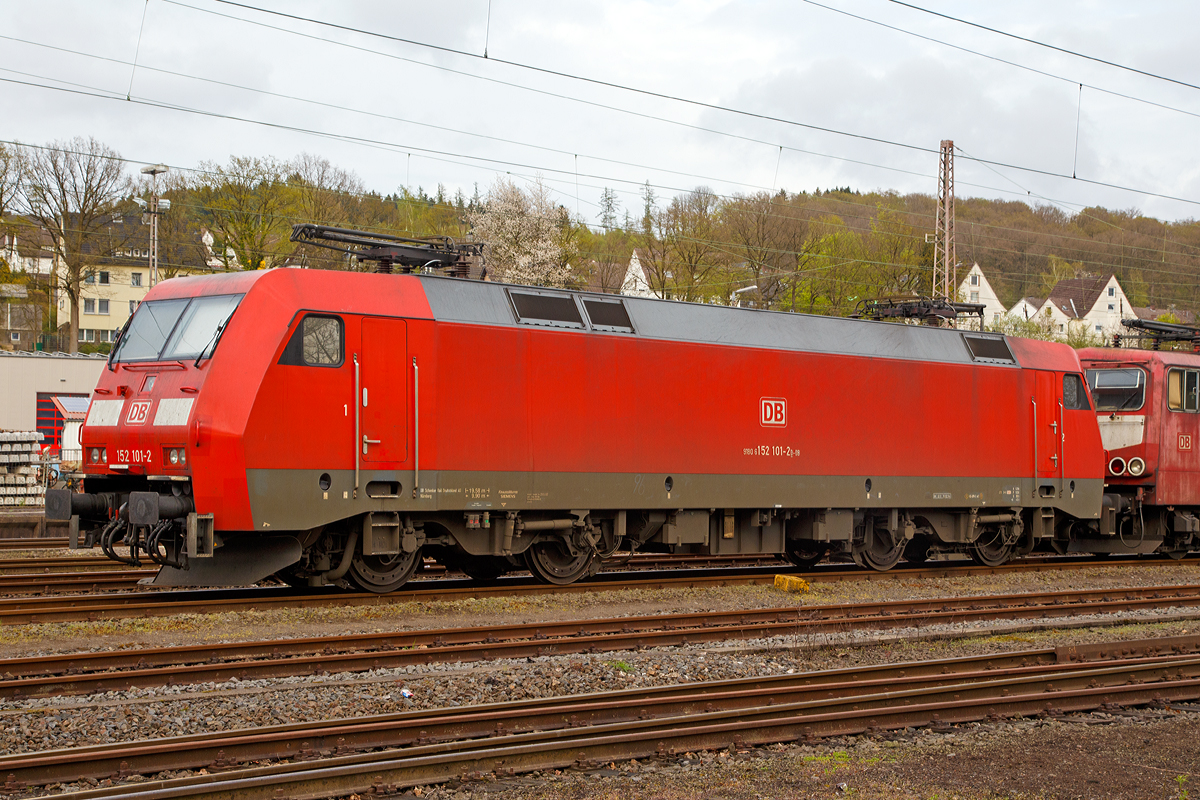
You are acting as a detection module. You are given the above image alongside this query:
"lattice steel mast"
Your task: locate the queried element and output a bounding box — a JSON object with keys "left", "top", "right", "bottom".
{"left": 933, "top": 140, "right": 956, "bottom": 301}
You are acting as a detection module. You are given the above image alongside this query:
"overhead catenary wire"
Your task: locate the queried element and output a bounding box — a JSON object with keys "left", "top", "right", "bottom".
{"left": 162, "top": 0, "right": 1200, "bottom": 208}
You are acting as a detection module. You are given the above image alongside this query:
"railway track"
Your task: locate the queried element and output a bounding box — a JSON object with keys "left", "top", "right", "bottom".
{"left": 4, "top": 634, "right": 1198, "bottom": 796}
{"left": 0, "top": 548, "right": 1193, "bottom": 599}
{"left": 0, "top": 537, "right": 69, "bottom": 551}
{"left": 0, "top": 555, "right": 1195, "bottom": 623}
{"left": 5, "top": 584, "right": 1200, "bottom": 699}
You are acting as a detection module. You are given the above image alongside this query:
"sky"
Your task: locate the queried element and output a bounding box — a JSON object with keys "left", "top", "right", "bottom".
{"left": 3, "top": 0, "right": 1200, "bottom": 228}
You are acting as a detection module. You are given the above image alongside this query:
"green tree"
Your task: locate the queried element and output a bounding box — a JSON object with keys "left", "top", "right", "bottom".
{"left": 194, "top": 156, "right": 296, "bottom": 270}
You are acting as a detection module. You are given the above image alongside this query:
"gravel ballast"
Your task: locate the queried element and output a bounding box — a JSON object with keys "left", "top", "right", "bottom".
{"left": 3, "top": 561, "right": 1200, "bottom": 798}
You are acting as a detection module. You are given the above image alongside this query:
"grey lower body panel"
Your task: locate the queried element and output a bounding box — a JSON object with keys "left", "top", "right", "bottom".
{"left": 243, "top": 468, "right": 1104, "bottom": 533}
{"left": 149, "top": 535, "right": 301, "bottom": 587}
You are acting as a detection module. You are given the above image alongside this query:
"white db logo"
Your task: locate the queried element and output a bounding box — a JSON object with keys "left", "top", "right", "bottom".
{"left": 760, "top": 397, "right": 786, "bottom": 427}
{"left": 126, "top": 400, "right": 152, "bottom": 426}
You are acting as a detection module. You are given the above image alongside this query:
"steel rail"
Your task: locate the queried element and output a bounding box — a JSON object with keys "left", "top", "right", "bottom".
{"left": 0, "top": 537, "right": 70, "bottom": 550}
{"left": 1, "top": 554, "right": 1195, "bottom": 626}
{"left": 5, "top": 585, "right": 1200, "bottom": 699}
{"left": 5, "top": 637, "right": 1199, "bottom": 795}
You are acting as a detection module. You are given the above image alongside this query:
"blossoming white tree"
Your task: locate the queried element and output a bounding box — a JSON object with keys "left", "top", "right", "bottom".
{"left": 468, "top": 177, "right": 575, "bottom": 287}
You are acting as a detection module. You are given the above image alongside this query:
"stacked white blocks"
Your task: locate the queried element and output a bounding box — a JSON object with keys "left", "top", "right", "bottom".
{"left": 0, "top": 432, "right": 46, "bottom": 507}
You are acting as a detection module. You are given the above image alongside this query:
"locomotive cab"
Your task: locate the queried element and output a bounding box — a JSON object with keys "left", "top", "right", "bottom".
{"left": 1080, "top": 348, "right": 1200, "bottom": 558}
{"left": 45, "top": 276, "right": 257, "bottom": 577}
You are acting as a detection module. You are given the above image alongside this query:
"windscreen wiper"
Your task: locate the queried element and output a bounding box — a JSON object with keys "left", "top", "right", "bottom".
{"left": 194, "top": 317, "right": 230, "bottom": 368}
{"left": 106, "top": 316, "right": 134, "bottom": 371}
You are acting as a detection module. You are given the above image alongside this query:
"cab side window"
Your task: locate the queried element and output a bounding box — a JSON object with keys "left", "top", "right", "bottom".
{"left": 279, "top": 315, "right": 344, "bottom": 367}
{"left": 1168, "top": 368, "right": 1200, "bottom": 412}
{"left": 1062, "top": 373, "right": 1090, "bottom": 410}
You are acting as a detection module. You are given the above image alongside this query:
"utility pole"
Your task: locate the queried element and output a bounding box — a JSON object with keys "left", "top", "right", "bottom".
{"left": 140, "top": 164, "right": 169, "bottom": 286}
{"left": 933, "top": 140, "right": 956, "bottom": 301}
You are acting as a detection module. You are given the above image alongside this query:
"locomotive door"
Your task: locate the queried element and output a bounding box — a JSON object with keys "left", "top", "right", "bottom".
{"left": 1033, "top": 371, "right": 1062, "bottom": 490}
{"left": 359, "top": 317, "right": 408, "bottom": 463}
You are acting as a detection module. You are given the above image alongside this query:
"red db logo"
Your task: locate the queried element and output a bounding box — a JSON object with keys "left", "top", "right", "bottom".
{"left": 760, "top": 397, "right": 786, "bottom": 427}
{"left": 1180, "top": 434, "right": 1193, "bottom": 451}
{"left": 126, "top": 400, "right": 152, "bottom": 426}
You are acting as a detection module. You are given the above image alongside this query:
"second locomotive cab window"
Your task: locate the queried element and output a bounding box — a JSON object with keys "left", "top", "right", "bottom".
{"left": 1085, "top": 367, "right": 1146, "bottom": 411}
{"left": 279, "top": 315, "right": 344, "bottom": 367}
{"left": 1062, "top": 374, "right": 1090, "bottom": 410}
{"left": 1167, "top": 368, "right": 1200, "bottom": 412}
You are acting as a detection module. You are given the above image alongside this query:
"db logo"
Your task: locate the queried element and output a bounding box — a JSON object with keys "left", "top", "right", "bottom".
{"left": 126, "top": 400, "right": 152, "bottom": 426}
{"left": 760, "top": 397, "right": 787, "bottom": 427}
{"left": 1180, "top": 434, "right": 1193, "bottom": 451}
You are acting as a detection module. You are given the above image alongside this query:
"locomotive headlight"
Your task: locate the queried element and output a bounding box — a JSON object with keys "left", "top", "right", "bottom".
{"left": 1128, "top": 457, "right": 1146, "bottom": 476}
{"left": 1108, "top": 457, "right": 1126, "bottom": 476}
{"left": 90, "top": 448, "right": 101, "bottom": 464}
{"left": 169, "top": 449, "right": 179, "bottom": 465}
{"left": 179, "top": 449, "right": 186, "bottom": 466}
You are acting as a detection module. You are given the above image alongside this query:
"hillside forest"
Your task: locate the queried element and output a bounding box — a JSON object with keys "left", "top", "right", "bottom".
{"left": 3, "top": 138, "right": 1200, "bottom": 337}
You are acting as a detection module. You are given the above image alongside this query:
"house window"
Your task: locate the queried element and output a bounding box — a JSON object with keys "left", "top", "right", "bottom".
{"left": 84, "top": 299, "right": 95, "bottom": 314}
{"left": 129, "top": 300, "right": 137, "bottom": 314}
{"left": 1108, "top": 304, "right": 1114, "bottom": 311}
{"left": 99, "top": 299, "right": 110, "bottom": 315}
{"left": 1108, "top": 287, "right": 1115, "bottom": 297}
{"left": 131, "top": 272, "right": 143, "bottom": 287}
{"left": 99, "top": 272, "right": 110, "bottom": 285}
{"left": 970, "top": 274, "right": 979, "bottom": 286}
{"left": 993, "top": 312, "right": 1000, "bottom": 322}
{"left": 1095, "top": 325, "right": 1102, "bottom": 333}
{"left": 86, "top": 329, "right": 95, "bottom": 342}
{"left": 970, "top": 291, "right": 979, "bottom": 303}
{"left": 10, "top": 332, "right": 19, "bottom": 342}
{"left": 77, "top": 328, "right": 85, "bottom": 342}
{"left": 85, "top": 273, "right": 95, "bottom": 284}
{"left": 1058, "top": 324, "right": 1065, "bottom": 332}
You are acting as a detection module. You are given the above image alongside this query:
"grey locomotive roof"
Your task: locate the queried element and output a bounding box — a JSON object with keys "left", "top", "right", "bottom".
{"left": 417, "top": 276, "right": 1015, "bottom": 367}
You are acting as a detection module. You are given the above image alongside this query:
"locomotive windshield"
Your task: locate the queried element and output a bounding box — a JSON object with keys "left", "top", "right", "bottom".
{"left": 1085, "top": 367, "right": 1145, "bottom": 411}
{"left": 113, "top": 294, "right": 245, "bottom": 363}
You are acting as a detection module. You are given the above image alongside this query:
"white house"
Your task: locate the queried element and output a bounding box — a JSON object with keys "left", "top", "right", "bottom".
{"left": 620, "top": 250, "right": 656, "bottom": 299}
{"left": 1009, "top": 296, "right": 1044, "bottom": 321}
{"left": 1039, "top": 274, "right": 1137, "bottom": 339}
{"left": 956, "top": 264, "right": 1007, "bottom": 328}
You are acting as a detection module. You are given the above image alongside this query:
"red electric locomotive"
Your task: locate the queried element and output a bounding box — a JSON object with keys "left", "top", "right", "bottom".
{"left": 1079, "top": 328, "right": 1200, "bottom": 558}
{"left": 47, "top": 229, "right": 1113, "bottom": 591}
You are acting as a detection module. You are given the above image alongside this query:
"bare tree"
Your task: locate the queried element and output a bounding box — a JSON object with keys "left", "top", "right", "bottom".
{"left": 644, "top": 187, "right": 724, "bottom": 302}
{"left": 21, "top": 138, "right": 129, "bottom": 352}
{"left": 287, "top": 153, "right": 367, "bottom": 269}
{"left": 0, "top": 143, "right": 21, "bottom": 220}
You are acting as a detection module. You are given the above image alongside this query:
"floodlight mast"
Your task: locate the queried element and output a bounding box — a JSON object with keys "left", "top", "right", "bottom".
{"left": 139, "top": 164, "right": 169, "bottom": 287}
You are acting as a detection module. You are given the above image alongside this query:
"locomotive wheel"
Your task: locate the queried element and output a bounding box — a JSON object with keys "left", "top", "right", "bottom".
{"left": 349, "top": 548, "right": 421, "bottom": 593}
{"left": 853, "top": 527, "right": 904, "bottom": 571}
{"left": 784, "top": 543, "right": 827, "bottom": 570}
{"left": 970, "top": 528, "right": 1015, "bottom": 567}
{"left": 524, "top": 541, "right": 595, "bottom": 585}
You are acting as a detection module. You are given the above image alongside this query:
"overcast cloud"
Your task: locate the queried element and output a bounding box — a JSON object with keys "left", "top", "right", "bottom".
{"left": 3, "top": 0, "right": 1200, "bottom": 225}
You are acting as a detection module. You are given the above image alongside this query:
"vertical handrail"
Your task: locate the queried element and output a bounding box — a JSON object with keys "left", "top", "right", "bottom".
{"left": 353, "top": 353, "right": 360, "bottom": 499}
{"left": 1058, "top": 399, "right": 1065, "bottom": 480}
{"left": 1032, "top": 398, "right": 1038, "bottom": 484}
{"left": 412, "top": 357, "right": 419, "bottom": 499}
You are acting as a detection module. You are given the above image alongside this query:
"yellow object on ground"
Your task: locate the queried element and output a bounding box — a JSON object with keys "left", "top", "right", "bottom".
{"left": 773, "top": 574, "right": 811, "bottom": 594}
